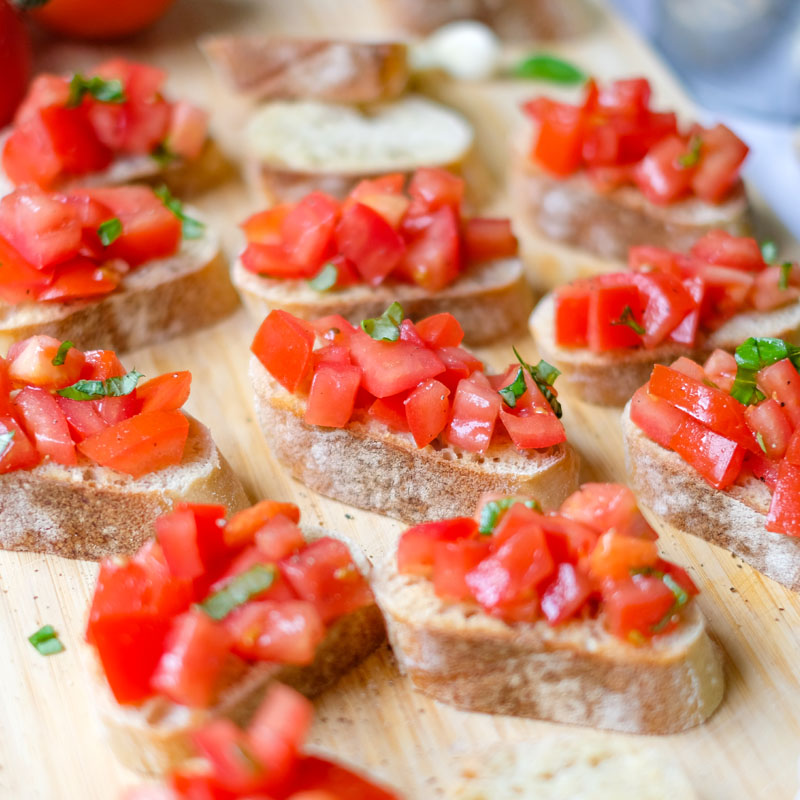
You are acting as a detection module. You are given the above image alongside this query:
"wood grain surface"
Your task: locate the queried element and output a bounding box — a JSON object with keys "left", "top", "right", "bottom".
{"left": 1, "top": 2, "right": 799, "bottom": 798}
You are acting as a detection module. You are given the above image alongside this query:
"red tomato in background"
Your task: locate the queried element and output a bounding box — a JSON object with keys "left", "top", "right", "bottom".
{"left": 30, "top": 0, "right": 176, "bottom": 39}
{"left": 0, "top": 1, "right": 31, "bottom": 128}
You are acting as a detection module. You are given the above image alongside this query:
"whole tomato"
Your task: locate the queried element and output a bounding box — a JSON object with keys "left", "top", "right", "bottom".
{"left": 29, "top": 0, "right": 176, "bottom": 39}
{"left": 0, "top": 0, "right": 32, "bottom": 127}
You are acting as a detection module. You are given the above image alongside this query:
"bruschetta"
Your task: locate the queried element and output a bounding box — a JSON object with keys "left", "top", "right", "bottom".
{"left": 511, "top": 77, "right": 752, "bottom": 289}
{"left": 372, "top": 483, "right": 724, "bottom": 734}
{"left": 0, "top": 336, "right": 247, "bottom": 559}
{"left": 234, "top": 167, "right": 531, "bottom": 346}
{"left": 530, "top": 231, "right": 800, "bottom": 405}
{"left": 249, "top": 304, "right": 579, "bottom": 523}
{"left": 0, "top": 184, "right": 239, "bottom": 352}
{"left": 89, "top": 501, "right": 385, "bottom": 774}
{"left": 623, "top": 338, "right": 800, "bottom": 590}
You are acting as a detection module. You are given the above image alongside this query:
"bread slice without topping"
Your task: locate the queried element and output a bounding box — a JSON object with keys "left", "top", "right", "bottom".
{"left": 0, "top": 215, "right": 240, "bottom": 354}
{"left": 622, "top": 401, "right": 800, "bottom": 590}
{"left": 250, "top": 358, "right": 579, "bottom": 524}
{"left": 529, "top": 292, "right": 800, "bottom": 406}
{"left": 0, "top": 415, "right": 249, "bottom": 560}
{"left": 234, "top": 258, "right": 533, "bottom": 347}
{"left": 372, "top": 551, "right": 724, "bottom": 734}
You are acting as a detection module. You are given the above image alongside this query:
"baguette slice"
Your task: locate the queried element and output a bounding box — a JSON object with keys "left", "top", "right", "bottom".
{"left": 448, "top": 737, "right": 698, "bottom": 799}
{"left": 0, "top": 215, "right": 240, "bottom": 354}
{"left": 95, "top": 531, "right": 386, "bottom": 775}
{"left": 372, "top": 551, "right": 724, "bottom": 734}
{"left": 250, "top": 358, "right": 579, "bottom": 524}
{"left": 510, "top": 147, "right": 752, "bottom": 290}
{"left": 530, "top": 292, "right": 800, "bottom": 406}
{"left": 234, "top": 258, "right": 533, "bottom": 347}
{"left": 244, "top": 97, "right": 475, "bottom": 204}
{"left": 201, "top": 35, "right": 409, "bottom": 103}
{"left": 0, "top": 415, "right": 248, "bottom": 560}
{"left": 622, "top": 400, "right": 800, "bottom": 590}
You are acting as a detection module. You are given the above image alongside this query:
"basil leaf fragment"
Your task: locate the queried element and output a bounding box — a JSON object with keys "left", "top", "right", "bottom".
{"left": 0, "top": 429, "right": 15, "bottom": 458}
{"left": 154, "top": 184, "right": 205, "bottom": 240}
{"left": 200, "top": 564, "right": 277, "bottom": 620}
{"left": 98, "top": 217, "right": 122, "bottom": 247}
{"left": 57, "top": 369, "right": 144, "bottom": 401}
{"left": 651, "top": 574, "right": 689, "bottom": 633}
{"left": 512, "top": 53, "right": 585, "bottom": 84}
{"left": 610, "top": 305, "right": 645, "bottom": 336}
{"left": 499, "top": 367, "right": 526, "bottom": 408}
{"left": 361, "top": 301, "right": 404, "bottom": 341}
{"left": 308, "top": 262, "right": 338, "bottom": 292}
{"left": 731, "top": 337, "right": 800, "bottom": 405}
{"left": 511, "top": 346, "right": 563, "bottom": 418}
{"left": 779, "top": 262, "right": 793, "bottom": 290}
{"left": 67, "top": 74, "right": 126, "bottom": 108}
{"left": 29, "top": 625, "right": 64, "bottom": 656}
{"left": 151, "top": 141, "right": 178, "bottom": 167}
{"left": 51, "top": 340, "right": 74, "bottom": 367}
{"left": 756, "top": 431, "right": 767, "bottom": 454}
{"left": 676, "top": 134, "right": 703, "bottom": 168}
{"left": 761, "top": 240, "right": 778, "bottom": 264}
{"left": 479, "top": 497, "right": 541, "bottom": 535}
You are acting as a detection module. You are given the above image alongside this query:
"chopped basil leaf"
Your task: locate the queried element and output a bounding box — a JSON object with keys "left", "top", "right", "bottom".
{"left": 756, "top": 431, "right": 767, "bottom": 454}
{"left": 97, "top": 217, "right": 122, "bottom": 247}
{"left": 676, "top": 135, "right": 703, "bottom": 168}
{"left": 67, "top": 74, "right": 126, "bottom": 108}
{"left": 57, "top": 369, "right": 144, "bottom": 401}
{"left": 479, "top": 497, "right": 541, "bottom": 535}
{"left": 151, "top": 141, "right": 178, "bottom": 167}
{"left": 28, "top": 625, "right": 64, "bottom": 656}
{"left": 154, "top": 184, "right": 205, "bottom": 240}
{"left": 779, "top": 262, "right": 793, "bottom": 290}
{"left": 308, "top": 262, "right": 338, "bottom": 292}
{"left": 51, "top": 340, "right": 75, "bottom": 367}
{"left": 200, "top": 564, "right": 277, "bottom": 620}
{"left": 498, "top": 367, "right": 526, "bottom": 408}
{"left": 761, "top": 240, "right": 778, "bottom": 264}
{"left": 360, "top": 301, "right": 404, "bottom": 341}
{"left": 731, "top": 337, "right": 800, "bottom": 405}
{"left": 511, "top": 346, "right": 563, "bottom": 418}
{"left": 512, "top": 53, "right": 585, "bottom": 84}
{"left": 651, "top": 573, "right": 690, "bottom": 633}
{"left": 610, "top": 305, "right": 645, "bottom": 336}
{"left": 0, "top": 429, "right": 14, "bottom": 458}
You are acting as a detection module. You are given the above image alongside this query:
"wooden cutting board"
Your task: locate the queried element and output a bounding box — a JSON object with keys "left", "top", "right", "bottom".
{"left": 2, "top": 1, "right": 799, "bottom": 798}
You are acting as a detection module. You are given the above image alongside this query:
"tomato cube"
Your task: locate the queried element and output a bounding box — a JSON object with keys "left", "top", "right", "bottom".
{"left": 38, "top": 105, "right": 112, "bottom": 176}
{"left": 631, "top": 270, "right": 697, "bottom": 348}
{"left": 399, "top": 205, "right": 461, "bottom": 291}
{"left": 397, "top": 517, "right": 478, "bottom": 575}
{"left": 588, "top": 282, "right": 643, "bottom": 352}
{"left": 629, "top": 385, "right": 690, "bottom": 450}
{"left": 335, "top": 202, "right": 404, "bottom": 286}
{"left": 669, "top": 417, "right": 745, "bottom": 490}
{"left": 224, "top": 500, "right": 301, "bottom": 549}
{"left": 432, "top": 539, "right": 492, "bottom": 601}
{"left": 191, "top": 719, "right": 268, "bottom": 794}
{"left": 135, "top": 371, "right": 192, "bottom": 413}
{"left": 540, "top": 563, "right": 592, "bottom": 625}
{"left": 462, "top": 217, "right": 517, "bottom": 263}
{"left": 155, "top": 508, "right": 207, "bottom": 580}
{"left": 538, "top": 514, "right": 599, "bottom": 564}
{"left": 8, "top": 335, "right": 85, "bottom": 389}
{"left": 404, "top": 378, "right": 450, "bottom": 447}
{"left": 690, "top": 230, "right": 763, "bottom": 271}
{"left": 531, "top": 100, "right": 585, "bottom": 177}
{"left": 554, "top": 283, "right": 590, "bottom": 347}
{"left": 691, "top": 124, "right": 748, "bottom": 203}
{"left": 255, "top": 515, "right": 306, "bottom": 561}
{"left": 304, "top": 363, "right": 361, "bottom": 428}
{"left": 757, "top": 358, "right": 800, "bottom": 430}
{"left": 408, "top": 167, "right": 465, "bottom": 211}
{"left": 633, "top": 135, "right": 694, "bottom": 205}
{"left": 745, "top": 399, "right": 792, "bottom": 460}
{"left": 603, "top": 575, "right": 676, "bottom": 639}
{"left": 281, "top": 191, "right": 339, "bottom": 271}
{"left": 11, "top": 386, "right": 76, "bottom": 465}
{"left": 0, "top": 414, "right": 41, "bottom": 473}
{"left": 80, "top": 349, "right": 126, "bottom": 380}
{"left": 251, "top": 310, "right": 316, "bottom": 393}
{"left": 415, "top": 313, "right": 464, "bottom": 348}
{"left": 588, "top": 532, "right": 659, "bottom": 581}
{"left": 368, "top": 394, "right": 411, "bottom": 433}
{"left": 167, "top": 101, "right": 209, "bottom": 160}
{"left": 560, "top": 482, "right": 655, "bottom": 539}
{"left": 446, "top": 377, "right": 502, "bottom": 453}
{"left": 766, "top": 461, "right": 800, "bottom": 536}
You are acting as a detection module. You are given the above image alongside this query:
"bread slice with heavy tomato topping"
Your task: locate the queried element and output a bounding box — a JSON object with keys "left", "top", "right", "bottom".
{"left": 249, "top": 305, "right": 579, "bottom": 523}
{"left": 623, "top": 339, "right": 800, "bottom": 590}
{"left": 89, "top": 502, "right": 385, "bottom": 775}
{"left": 372, "top": 484, "right": 724, "bottom": 734}
{"left": 0, "top": 184, "right": 239, "bottom": 353}
{"left": 529, "top": 231, "right": 800, "bottom": 405}
{"left": 233, "top": 168, "right": 532, "bottom": 346}
{"left": 0, "top": 337, "right": 247, "bottom": 558}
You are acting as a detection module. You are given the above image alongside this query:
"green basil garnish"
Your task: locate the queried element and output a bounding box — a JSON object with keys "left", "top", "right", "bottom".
{"left": 57, "top": 369, "right": 143, "bottom": 401}
{"left": 200, "top": 564, "right": 277, "bottom": 621}
{"left": 51, "top": 340, "right": 74, "bottom": 367}
{"left": 511, "top": 346, "right": 563, "bottom": 418}
{"left": 479, "top": 497, "right": 541, "bottom": 535}
{"left": 756, "top": 431, "right": 767, "bottom": 454}
{"left": 676, "top": 134, "right": 703, "bottom": 168}
{"left": 66, "top": 74, "right": 126, "bottom": 108}
{"left": 97, "top": 218, "right": 122, "bottom": 247}
{"left": 730, "top": 337, "right": 800, "bottom": 405}
{"left": 28, "top": 625, "right": 64, "bottom": 656}
{"left": 498, "top": 367, "right": 527, "bottom": 408}
{"left": 360, "top": 301, "right": 404, "bottom": 342}
{"left": 779, "top": 262, "right": 792, "bottom": 291}
{"left": 151, "top": 141, "right": 178, "bottom": 167}
{"left": 610, "top": 305, "right": 645, "bottom": 336}
{"left": 0, "top": 429, "right": 15, "bottom": 458}
{"left": 154, "top": 184, "right": 205, "bottom": 240}
{"left": 761, "top": 240, "right": 778, "bottom": 264}
{"left": 650, "top": 574, "right": 689, "bottom": 633}
{"left": 512, "top": 53, "right": 585, "bottom": 84}
{"left": 308, "top": 262, "right": 338, "bottom": 292}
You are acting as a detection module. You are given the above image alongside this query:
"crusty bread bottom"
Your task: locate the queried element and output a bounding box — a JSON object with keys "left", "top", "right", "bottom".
{"left": 373, "top": 556, "right": 724, "bottom": 735}
{"left": 622, "top": 403, "right": 800, "bottom": 590}
{"left": 233, "top": 258, "right": 533, "bottom": 346}
{"left": 0, "top": 415, "right": 248, "bottom": 560}
{"left": 250, "top": 357, "right": 579, "bottom": 524}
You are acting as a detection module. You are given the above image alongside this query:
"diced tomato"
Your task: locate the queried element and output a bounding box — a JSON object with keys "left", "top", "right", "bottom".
{"left": 247, "top": 682, "right": 313, "bottom": 767}
{"left": 629, "top": 385, "right": 691, "bottom": 450}
{"left": 223, "top": 500, "right": 301, "bottom": 549}
{"left": 751, "top": 264, "right": 800, "bottom": 312}
{"left": 703, "top": 349, "right": 737, "bottom": 393}
{"left": 404, "top": 378, "right": 450, "bottom": 447}
{"left": 399, "top": 205, "right": 461, "bottom": 291}
{"left": 304, "top": 364, "right": 362, "bottom": 428}
{"left": 408, "top": 167, "right": 464, "bottom": 212}
{"left": 240, "top": 241, "right": 302, "bottom": 278}
{"left": 434, "top": 346, "right": 483, "bottom": 395}
{"left": 191, "top": 719, "right": 268, "bottom": 794}
{"left": 538, "top": 514, "right": 599, "bottom": 564}
{"left": 92, "top": 392, "right": 140, "bottom": 427}
{"left": 669, "top": 416, "right": 745, "bottom": 490}
{"left": 529, "top": 99, "right": 585, "bottom": 176}
{"left": 766, "top": 461, "right": 800, "bottom": 536}
{"left": 446, "top": 376, "right": 502, "bottom": 453}
{"left": 367, "top": 394, "right": 410, "bottom": 433}
{"left": 241, "top": 205, "right": 292, "bottom": 246}
{"left": 156, "top": 508, "right": 207, "bottom": 580}
{"left": 397, "top": 517, "right": 478, "bottom": 575}
{"left": 786, "top": 428, "right": 800, "bottom": 466}
{"left": 669, "top": 356, "right": 706, "bottom": 382}
{"left": 540, "top": 562, "right": 592, "bottom": 625}
{"left": 628, "top": 245, "right": 685, "bottom": 276}
{"left": 633, "top": 135, "right": 695, "bottom": 204}
{"left": 0, "top": 358, "right": 11, "bottom": 415}
{"left": 36, "top": 258, "right": 121, "bottom": 302}
{"left": 554, "top": 283, "right": 590, "bottom": 347}
{"left": 77, "top": 409, "right": 189, "bottom": 478}
{"left": 1, "top": 117, "right": 63, "bottom": 190}
{"left": 14, "top": 75, "right": 71, "bottom": 126}
{"left": 498, "top": 371, "right": 565, "bottom": 450}
{"left": 11, "top": 386, "right": 76, "bottom": 465}
{"left": 603, "top": 575, "right": 676, "bottom": 639}
{"left": 0, "top": 415, "right": 41, "bottom": 473}
{"left": 38, "top": 105, "right": 113, "bottom": 176}
{"left": 691, "top": 124, "right": 748, "bottom": 203}
{"left": 167, "top": 101, "right": 208, "bottom": 160}
{"left": 462, "top": 218, "right": 517, "bottom": 262}
{"left": 335, "top": 202, "right": 404, "bottom": 286}
{"left": 668, "top": 275, "right": 705, "bottom": 346}
{"left": 597, "top": 78, "right": 652, "bottom": 115}
{"left": 81, "top": 349, "right": 126, "bottom": 380}
{"left": 432, "top": 539, "right": 491, "bottom": 601}
{"left": 291, "top": 755, "right": 400, "bottom": 800}
{"left": 8, "top": 335, "right": 85, "bottom": 389}
{"left": 135, "top": 371, "right": 191, "bottom": 413}
{"left": 0, "top": 235, "right": 51, "bottom": 304}
{"left": 398, "top": 319, "right": 425, "bottom": 347}
{"left": 54, "top": 396, "right": 108, "bottom": 442}
{"left": 631, "top": 270, "right": 697, "bottom": 348}
{"left": 280, "top": 192, "right": 338, "bottom": 272}
{"left": 251, "top": 310, "right": 316, "bottom": 393}
{"left": 560, "top": 482, "right": 655, "bottom": 539}
{"left": 588, "top": 532, "right": 659, "bottom": 581}
{"left": 254, "top": 515, "right": 306, "bottom": 562}
{"left": 745, "top": 398, "right": 792, "bottom": 460}
{"left": 757, "top": 358, "right": 800, "bottom": 429}
{"left": 588, "top": 282, "right": 643, "bottom": 351}
{"left": 150, "top": 609, "right": 232, "bottom": 708}
{"left": 415, "top": 313, "right": 464, "bottom": 348}
{"left": 690, "top": 230, "right": 763, "bottom": 271}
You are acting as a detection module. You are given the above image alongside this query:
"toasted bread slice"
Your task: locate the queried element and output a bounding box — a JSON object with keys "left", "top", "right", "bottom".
{"left": 250, "top": 358, "right": 579, "bottom": 524}
{"left": 234, "top": 258, "right": 533, "bottom": 347}
{"left": 622, "top": 402, "right": 800, "bottom": 590}
{"left": 94, "top": 532, "right": 386, "bottom": 775}
{"left": 530, "top": 293, "right": 800, "bottom": 406}
{"left": 201, "top": 35, "right": 409, "bottom": 103}
{"left": 448, "top": 737, "right": 698, "bottom": 799}
{"left": 0, "top": 216, "right": 240, "bottom": 354}
{"left": 372, "top": 552, "right": 724, "bottom": 734}
{"left": 244, "top": 97, "right": 475, "bottom": 204}
{"left": 510, "top": 148, "right": 752, "bottom": 290}
{"left": 0, "top": 415, "right": 248, "bottom": 560}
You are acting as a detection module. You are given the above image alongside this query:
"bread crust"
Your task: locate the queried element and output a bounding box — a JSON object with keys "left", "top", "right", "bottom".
{"left": 234, "top": 258, "right": 533, "bottom": 347}
{"left": 250, "top": 357, "right": 579, "bottom": 524}
{"left": 530, "top": 293, "right": 800, "bottom": 406}
{"left": 622, "top": 402, "right": 800, "bottom": 590}
{"left": 0, "top": 415, "right": 249, "bottom": 560}
{"left": 372, "top": 556, "right": 724, "bottom": 734}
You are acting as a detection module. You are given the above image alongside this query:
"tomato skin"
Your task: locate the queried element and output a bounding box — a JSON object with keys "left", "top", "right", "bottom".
{"left": 304, "top": 364, "right": 362, "bottom": 428}
{"left": 55, "top": 395, "right": 108, "bottom": 442}
{"left": 0, "top": 235, "right": 51, "bottom": 304}
{"left": 404, "top": 378, "right": 450, "bottom": 448}
{"left": 690, "top": 230, "right": 763, "bottom": 271}
{"left": 530, "top": 99, "right": 585, "bottom": 176}
{"left": 0, "top": 1, "right": 31, "bottom": 128}
{"left": 31, "top": 0, "right": 176, "bottom": 40}
{"left": 432, "top": 539, "right": 491, "bottom": 602}
{"left": 8, "top": 335, "right": 85, "bottom": 389}
{"left": 252, "top": 310, "right": 316, "bottom": 393}
{"left": 415, "top": 312, "right": 464, "bottom": 349}
{"left": 135, "top": 371, "right": 192, "bottom": 413}
{"left": 670, "top": 416, "right": 745, "bottom": 490}
{"left": 291, "top": 755, "right": 401, "bottom": 800}
{"left": 224, "top": 500, "right": 301, "bottom": 549}
{"left": 397, "top": 517, "right": 478, "bottom": 575}
{"left": 81, "top": 349, "right": 126, "bottom": 380}
{"left": 765, "top": 461, "right": 800, "bottom": 536}
{"left": 335, "top": 202, "right": 404, "bottom": 286}
{"left": 588, "top": 532, "right": 659, "bottom": 581}
{"left": 757, "top": 359, "right": 800, "bottom": 429}
{"left": 540, "top": 562, "right": 592, "bottom": 625}
{"left": 631, "top": 270, "right": 696, "bottom": 348}
{"left": 603, "top": 575, "right": 676, "bottom": 639}
{"left": 0, "top": 415, "right": 41, "bottom": 473}
{"left": 281, "top": 192, "right": 339, "bottom": 272}
{"left": 745, "top": 399, "right": 792, "bottom": 460}
{"left": 554, "top": 283, "right": 590, "bottom": 347}
{"left": 446, "top": 377, "right": 502, "bottom": 453}
{"left": 39, "top": 105, "right": 113, "bottom": 175}
{"left": 11, "top": 386, "right": 77, "bottom": 466}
